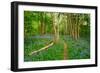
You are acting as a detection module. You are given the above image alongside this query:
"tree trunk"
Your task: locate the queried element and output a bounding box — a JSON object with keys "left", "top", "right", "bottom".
{"left": 52, "top": 13, "right": 59, "bottom": 43}
{"left": 40, "top": 12, "right": 45, "bottom": 35}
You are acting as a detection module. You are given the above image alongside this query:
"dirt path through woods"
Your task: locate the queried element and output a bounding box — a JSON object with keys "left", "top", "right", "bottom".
{"left": 63, "top": 42, "right": 68, "bottom": 60}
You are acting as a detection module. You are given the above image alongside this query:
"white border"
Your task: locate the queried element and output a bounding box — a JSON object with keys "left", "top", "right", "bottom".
{"left": 18, "top": 5, "right": 95, "bottom": 68}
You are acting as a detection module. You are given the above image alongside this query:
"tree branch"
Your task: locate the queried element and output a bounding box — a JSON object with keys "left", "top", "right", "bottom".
{"left": 29, "top": 42, "right": 54, "bottom": 55}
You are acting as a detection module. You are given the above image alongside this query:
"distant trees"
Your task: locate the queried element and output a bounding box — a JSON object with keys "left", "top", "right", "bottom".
{"left": 24, "top": 11, "right": 90, "bottom": 41}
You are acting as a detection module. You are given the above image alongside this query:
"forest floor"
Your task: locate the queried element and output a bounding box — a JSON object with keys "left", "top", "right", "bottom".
{"left": 24, "top": 35, "right": 90, "bottom": 62}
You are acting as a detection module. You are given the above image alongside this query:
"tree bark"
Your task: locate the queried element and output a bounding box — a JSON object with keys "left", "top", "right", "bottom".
{"left": 53, "top": 13, "right": 59, "bottom": 43}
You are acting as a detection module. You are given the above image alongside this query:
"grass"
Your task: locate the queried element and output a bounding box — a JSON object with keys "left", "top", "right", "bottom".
{"left": 24, "top": 35, "right": 90, "bottom": 62}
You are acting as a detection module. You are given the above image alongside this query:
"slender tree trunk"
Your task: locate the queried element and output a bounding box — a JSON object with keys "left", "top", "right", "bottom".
{"left": 77, "top": 14, "right": 80, "bottom": 39}
{"left": 52, "top": 13, "right": 59, "bottom": 43}
{"left": 63, "top": 14, "right": 68, "bottom": 35}
{"left": 38, "top": 13, "right": 41, "bottom": 34}
{"left": 75, "top": 15, "right": 77, "bottom": 40}
{"left": 40, "top": 12, "right": 45, "bottom": 35}
{"left": 77, "top": 15, "right": 80, "bottom": 39}
{"left": 67, "top": 14, "right": 70, "bottom": 35}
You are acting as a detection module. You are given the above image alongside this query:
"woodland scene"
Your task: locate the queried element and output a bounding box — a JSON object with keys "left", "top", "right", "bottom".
{"left": 24, "top": 11, "right": 90, "bottom": 61}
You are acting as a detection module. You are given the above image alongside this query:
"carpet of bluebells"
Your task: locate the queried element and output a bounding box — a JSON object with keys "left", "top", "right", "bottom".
{"left": 24, "top": 35, "right": 90, "bottom": 62}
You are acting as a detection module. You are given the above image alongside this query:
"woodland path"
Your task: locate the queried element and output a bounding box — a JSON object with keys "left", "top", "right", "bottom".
{"left": 25, "top": 35, "right": 90, "bottom": 61}
{"left": 29, "top": 36, "right": 68, "bottom": 60}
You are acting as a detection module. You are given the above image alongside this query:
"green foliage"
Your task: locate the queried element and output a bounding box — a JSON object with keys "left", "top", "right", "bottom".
{"left": 24, "top": 11, "right": 90, "bottom": 61}
{"left": 24, "top": 36, "right": 90, "bottom": 61}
